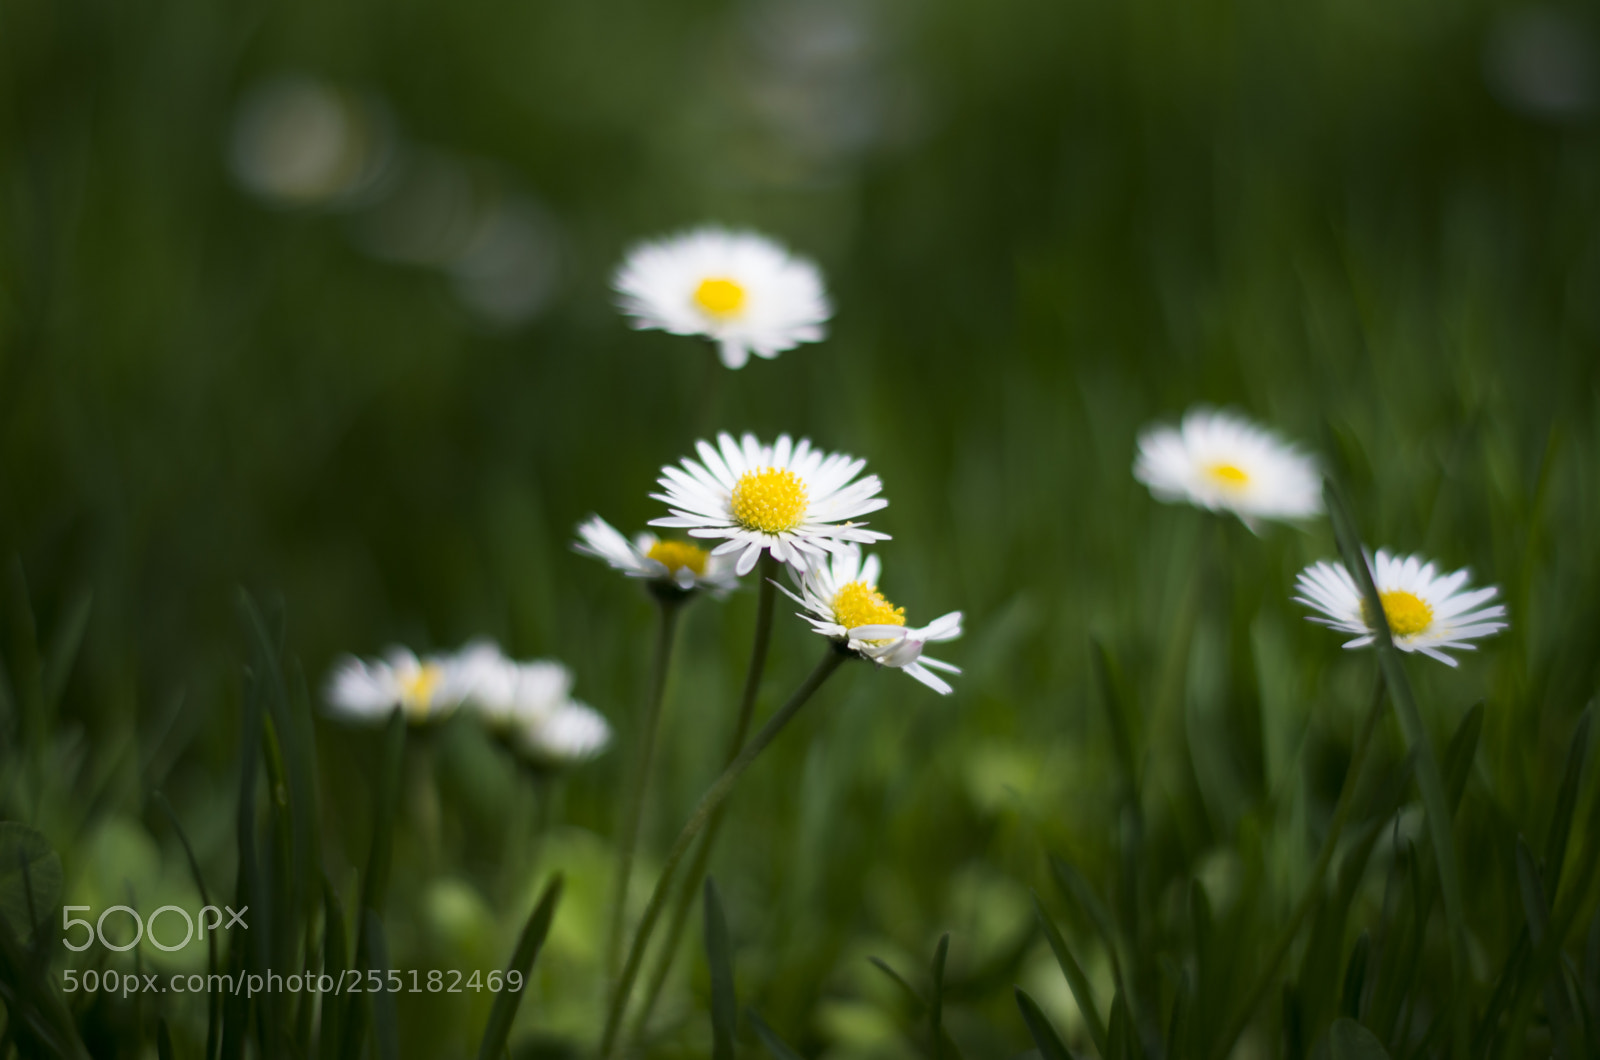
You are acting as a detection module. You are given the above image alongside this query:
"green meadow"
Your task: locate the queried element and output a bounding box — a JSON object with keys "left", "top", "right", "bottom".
{"left": 2, "top": 0, "right": 1599, "bottom": 1056}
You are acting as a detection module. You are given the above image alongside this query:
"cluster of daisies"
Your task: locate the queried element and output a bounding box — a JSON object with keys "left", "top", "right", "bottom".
{"left": 571, "top": 227, "right": 963, "bottom": 691}
{"left": 576, "top": 431, "right": 963, "bottom": 694}
{"left": 324, "top": 640, "right": 612, "bottom": 767}
{"left": 1135, "top": 407, "right": 1508, "bottom": 666}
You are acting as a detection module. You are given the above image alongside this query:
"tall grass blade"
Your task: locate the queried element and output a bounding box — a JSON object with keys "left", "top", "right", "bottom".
{"left": 364, "top": 910, "right": 399, "bottom": 1060}
{"left": 1014, "top": 986, "right": 1074, "bottom": 1060}
{"left": 1324, "top": 478, "right": 1468, "bottom": 1055}
{"left": 703, "top": 877, "right": 737, "bottom": 1060}
{"left": 476, "top": 873, "right": 564, "bottom": 1060}
{"left": 748, "top": 1009, "right": 806, "bottom": 1060}
{"left": 930, "top": 932, "right": 950, "bottom": 1060}
{"left": 1032, "top": 892, "right": 1108, "bottom": 1058}
{"left": 1543, "top": 706, "right": 1592, "bottom": 894}
{"left": 319, "top": 880, "right": 349, "bottom": 1060}
{"left": 154, "top": 792, "right": 222, "bottom": 1060}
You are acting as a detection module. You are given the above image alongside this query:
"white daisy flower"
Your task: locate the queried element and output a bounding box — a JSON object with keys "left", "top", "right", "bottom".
{"left": 781, "top": 545, "right": 962, "bottom": 694}
{"left": 1134, "top": 407, "right": 1322, "bottom": 529}
{"left": 612, "top": 226, "right": 831, "bottom": 370}
{"left": 573, "top": 515, "right": 739, "bottom": 596}
{"left": 650, "top": 432, "right": 889, "bottom": 576}
{"left": 323, "top": 646, "right": 468, "bottom": 724}
{"left": 458, "top": 642, "right": 613, "bottom": 766}
{"left": 1294, "top": 550, "right": 1509, "bottom": 667}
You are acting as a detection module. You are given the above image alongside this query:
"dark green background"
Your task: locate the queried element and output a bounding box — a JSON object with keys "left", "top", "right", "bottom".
{"left": 3, "top": 0, "right": 1598, "bottom": 1055}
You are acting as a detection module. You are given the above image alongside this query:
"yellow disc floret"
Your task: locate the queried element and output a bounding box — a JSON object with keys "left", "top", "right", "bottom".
{"left": 730, "top": 468, "right": 808, "bottom": 534}
{"left": 646, "top": 539, "right": 709, "bottom": 576}
{"left": 832, "top": 581, "right": 906, "bottom": 632}
{"left": 1362, "top": 589, "right": 1434, "bottom": 638}
{"left": 693, "top": 277, "right": 747, "bottom": 318}
{"left": 400, "top": 663, "right": 443, "bottom": 716}
{"left": 1207, "top": 462, "right": 1250, "bottom": 487}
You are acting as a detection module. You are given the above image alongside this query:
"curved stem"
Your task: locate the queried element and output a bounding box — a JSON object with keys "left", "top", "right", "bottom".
{"left": 1209, "top": 670, "right": 1387, "bottom": 1060}
{"left": 598, "top": 648, "right": 847, "bottom": 1059}
{"left": 629, "top": 555, "right": 780, "bottom": 1038}
{"left": 605, "top": 598, "right": 684, "bottom": 979}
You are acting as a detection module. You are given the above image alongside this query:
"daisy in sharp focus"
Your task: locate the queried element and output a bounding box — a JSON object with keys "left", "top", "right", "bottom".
{"left": 781, "top": 544, "right": 962, "bottom": 694}
{"left": 573, "top": 515, "right": 739, "bottom": 596}
{"left": 323, "top": 646, "right": 470, "bottom": 724}
{"left": 651, "top": 432, "right": 889, "bottom": 576}
{"left": 456, "top": 641, "right": 613, "bottom": 766}
{"left": 612, "top": 226, "right": 831, "bottom": 370}
{"left": 1134, "top": 407, "right": 1322, "bottom": 530}
{"left": 1294, "top": 550, "right": 1508, "bottom": 667}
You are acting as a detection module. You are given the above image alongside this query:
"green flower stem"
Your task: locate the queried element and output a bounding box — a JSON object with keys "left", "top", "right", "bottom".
{"left": 1324, "top": 479, "right": 1469, "bottom": 1057}
{"left": 629, "top": 554, "right": 780, "bottom": 1038}
{"left": 598, "top": 647, "right": 848, "bottom": 1059}
{"left": 605, "top": 596, "right": 685, "bottom": 979}
{"left": 1208, "top": 670, "right": 1387, "bottom": 1060}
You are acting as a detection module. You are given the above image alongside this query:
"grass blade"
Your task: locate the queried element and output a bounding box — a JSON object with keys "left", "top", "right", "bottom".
{"left": 1015, "top": 986, "right": 1074, "bottom": 1060}
{"left": 1330, "top": 1017, "right": 1392, "bottom": 1060}
{"left": 476, "top": 873, "right": 564, "bottom": 1060}
{"left": 748, "top": 1009, "right": 806, "bottom": 1060}
{"left": 703, "top": 877, "right": 737, "bottom": 1060}
{"left": 1032, "top": 893, "right": 1108, "bottom": 1058}
{"left": 41, "top": 589, "right": 90, "bottom": 714}
{"left": 319, "top": 880, "right": 349, "bottom": 1060}
{"left": 931, "top": 932, "right": 950, "bottom": 1060}
{"left": 1324, "top": 478, "right": 1468, "bottom": 1055}
{"left": 153, "top": 792, "right": 222, "bottom": 1060}
{"left": 364, "top": 910, "right": 398, "bottom": 1060}
{"left": 1543, "top": 706, "right": 1592, "bottom": 895}
{"left": 867, "top": 956, "right": 925, "bottom": 1014}
{"left": 1341, "top": 932, "right": 1370, "bottom": 1020}
{"left": 156, "top": 1018, "right": 174, "bottom": 1060}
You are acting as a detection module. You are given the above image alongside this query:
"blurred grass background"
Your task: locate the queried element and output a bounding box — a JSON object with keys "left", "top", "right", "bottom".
{"left": 3, "top": 0, "right": 1600, "bottom": 1056}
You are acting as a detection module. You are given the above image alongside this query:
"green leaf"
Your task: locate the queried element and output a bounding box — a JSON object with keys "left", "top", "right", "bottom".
{"left": 1165, "top": 970, "right": 1191, "bottom": 1060}
{"left": 153, "top": 793, "right": 221, "bottom": 1060}
{"left": 1033, "top": 893, "right": 1108, "bottom": 1059}
{"left": 1107, "top": 990, "right": 1136, "bottom": 1060}
{"left": 1329, "top": 1018, "right": 1391, "bottom": 1060}
{"left": 1014, "top": 986, "right": 1074, "bottom": 1060}
{"left": 1341, "top": 932, "right": 1369, "bottom": 1020}
{"left": 867, "top": 956, "right": 926, "bottom": 1015}
{"left": 476, "top": 873, "right": 564, "bottom": 1060}
{"left": 703, "top": 878, "right": 737, "bottom": 1060}
{"left": 319, "top": 880, "right": 349, "bottom": 1060}
{"left": 364, "top": 910, "right": 398, "bottom": 1060}
{"left": 0, "top": 823, "right": 61, "bottom": 945}
{"left": 1323, "top": 479, "right": 1468, "bottom": 1049}
{"left": 1515, "top": 837, "right": 1578, "bottom": 1054}
{"left": 1543, "top": 706, "right": 1592, "bottom": 896}
{"left": 748, "top": 1009, "right": 806, "bottom": 1060}
{"left": 931, "top": 932, "right": 950, "bottom": 1060}
{"left": 361, "top": 707, "right": 407, "bottom": 918}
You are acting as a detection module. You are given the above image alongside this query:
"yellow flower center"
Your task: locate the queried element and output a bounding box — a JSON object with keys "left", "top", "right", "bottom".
{"left": 1362, "top": 590, "right": 1434, "bottom": 638}
{"left": 646, "top": 539, "right": 709, "bottom": 576}
{"left": 1207, "top": 462, "right": 1250, "bottom": 487}
{"left": 693, "top": 277, "right": 746, "bottom": 318}
{"left": 831, "top": 580, "right": 906, "bottom": 632}
{"left": 730, "top": 468, "right": 808, "bottom": 534}
{"left": 399, "top": 663, "right": 442, "bottom": 715}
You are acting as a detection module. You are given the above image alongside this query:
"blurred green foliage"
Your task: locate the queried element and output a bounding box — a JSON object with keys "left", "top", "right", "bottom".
{"left": 2, "top": 0, "right": 1600, "bottom": 1056}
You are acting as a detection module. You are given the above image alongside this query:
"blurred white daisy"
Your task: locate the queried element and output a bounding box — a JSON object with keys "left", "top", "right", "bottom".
{"left": 1134, "top": 408, "right": 1322, "bottom": 529}
{"left": 573, "top": 515, "right": 738, "bottom": 595}
{"left": 651, "top": 432, "right": 889, "bottom": 576}
{"left": 323, "top": 647, "right": 468, "bottom": 724}
{"left": 457, "top": 642, "right": 613, "bottom": 766}
{"left": 782, "top": 545, "right": 962, "bottom": 694}
{"left": 1294, "top": 550, "right": 1508, "bottom": 667}
{"left": 612, "top": 227, "right": 830, "bottom": 369}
